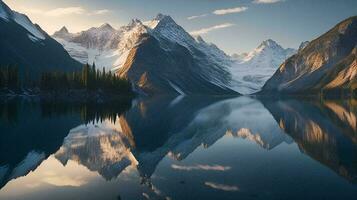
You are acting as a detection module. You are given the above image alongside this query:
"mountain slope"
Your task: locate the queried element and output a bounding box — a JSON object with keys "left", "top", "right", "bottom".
{"left": 0, "top": 0, "right": 81, "bottom": 74}
{"left": 54, "top": 14, "right": 236, "bottom": 95}
{"left": 53, "top": 19, "right": 150, "bottom": 71}
{"left": 261, "top": 16, "right": 357, "bottom": 96}
{"left": 229, "top": 39, "right": 296, "bottom": 94}
{"left": 117, "top": 15, "right": 236, "bottom": 95}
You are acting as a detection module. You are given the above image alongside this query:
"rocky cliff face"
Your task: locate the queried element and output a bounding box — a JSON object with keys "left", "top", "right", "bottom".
{"left": 261, "top": 16, "right": 357, "bottom": 96}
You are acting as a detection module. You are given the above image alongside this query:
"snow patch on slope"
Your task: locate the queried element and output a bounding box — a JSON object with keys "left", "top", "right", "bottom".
{"left": 12, "top": 12, "right": 45, "bottom": 40}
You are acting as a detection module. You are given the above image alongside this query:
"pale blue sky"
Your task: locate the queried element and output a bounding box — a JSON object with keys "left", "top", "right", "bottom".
{"left": 4, "top": 0, "right": 357, "bottom": 54}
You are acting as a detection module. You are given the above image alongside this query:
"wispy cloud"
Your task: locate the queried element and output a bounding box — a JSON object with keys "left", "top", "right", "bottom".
{"left": 187, "top": 14, "right": 208, "bottom": 20}
{"left": 205, "top": 182, "right": 240, "bottom": 192}
{"left": 171, "top": 164, "right": 231, "bottom": 171}
{"left": 253, "top": 0, "right": 284, "bottom": 4}
{"left": 93, "top": 9, "right": 111, "bottom": 15}
{"left": 190, "top": 23, "right": 235, "bottom": 36}
{"left": 213, "top": 6, "right": 248, "bottom": 15}
{"left": 19, "top": 7, "right": 110, "bottom": 17}
{"left": 46, "top": 7, "right": 85, "bottom": 17}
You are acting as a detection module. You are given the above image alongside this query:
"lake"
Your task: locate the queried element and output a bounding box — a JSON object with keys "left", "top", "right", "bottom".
{"left": 0, "top": 96, "right": 356, "bottom": 200}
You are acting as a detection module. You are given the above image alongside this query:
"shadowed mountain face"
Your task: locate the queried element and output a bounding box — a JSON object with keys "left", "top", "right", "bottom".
{"left": 118, "top": 34, "right": 236, "bottom": 95}
{"left": 261, "top": 16, "right": 357, "bottom": 96}
{"left": 116, "top": 15, "right": 237, "bottom": 96}
{"left": 262, "top": 99, "right": 357, "bottom": 183}
{"left": 0, "top": 1, "right": 81, "bottom": 74}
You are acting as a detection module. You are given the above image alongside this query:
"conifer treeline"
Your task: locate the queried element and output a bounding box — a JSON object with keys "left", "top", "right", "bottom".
{"left": 0, "top": 63, "right": 132, "bottom": 94}
{"left": 0, "top": 65, "right": 20, "bottom": 89}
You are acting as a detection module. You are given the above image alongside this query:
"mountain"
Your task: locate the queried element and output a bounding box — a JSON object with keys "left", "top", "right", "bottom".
{"left": 0, "top": 0, "right": 81, "bottom": 74}
{"left": 229, "top": 39, "right": 297, "bottom": 94}
{"left": 117, "top": 15, "right": 236, "bottom": 95}
{"left": 298, "top": 41, "right": 309, "bottom": 52}
{"left": 54, "top": 14, "right": 237, "bottom": 95}
{"left": 261, "top": 16, "right": 357, "bottom": 96}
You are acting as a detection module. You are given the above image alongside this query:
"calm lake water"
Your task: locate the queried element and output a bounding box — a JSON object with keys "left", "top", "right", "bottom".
{"left": 0, "top": 96, "right": 356, "bottom": 200}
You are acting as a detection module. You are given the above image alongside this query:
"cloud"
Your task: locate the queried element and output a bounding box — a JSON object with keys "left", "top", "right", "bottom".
{"left": 187, "top": 14, "right": 208, "bottom": 20}
{"left": 253, "top": 0, "right": 284, "bottom": 4}
{"left": 19, "top": 7, "right": 110, "bottom": 17}
{"left": 171, "top": 164, "right": 231, "bottom": 171}
{"left": 213, "top": 6, "right": 248, "bottom": 15}
{"left": 190, "top": 23, "right": 235, "bottom": 36}
{"left": 46, "top": 7, "right": 85, "bottom": 17}
{"left": 93, "top": 9, "right": 111, "bottom": 15}
{"left": 205, "top": 182, "right": 240, "bottom": 192}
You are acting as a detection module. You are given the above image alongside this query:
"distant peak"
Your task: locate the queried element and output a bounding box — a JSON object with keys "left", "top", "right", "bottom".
{"left": 298, "top": 41, "right": 309, "bottom": 51}
{"left": 59, "top": 26, "right": 69, "bottom": 33}
{"left": 129, "top": 18, "right": 142, "bottom": 25}
{"left": 53, "top": 26, "right": 71, "bottom": 37}
{"left": 154, "top": 13, "right": 168, "bottom": 21}
{"left": 99, "top": 23, "right": 114, "bottom": 30}
{"left": 154, "top": 13, "right": 175, "bottom": 23}
{"left": 260, "top": 39, "right": 279, "bottom": 47}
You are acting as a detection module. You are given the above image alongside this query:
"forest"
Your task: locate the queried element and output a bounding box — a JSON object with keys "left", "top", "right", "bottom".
{"left": 0, "top": 63, "right": 133, "bottom": 94}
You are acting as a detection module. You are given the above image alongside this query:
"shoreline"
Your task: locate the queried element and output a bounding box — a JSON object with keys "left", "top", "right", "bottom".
{"left": 0, "top": 88, "right": 135, "bottom": 103}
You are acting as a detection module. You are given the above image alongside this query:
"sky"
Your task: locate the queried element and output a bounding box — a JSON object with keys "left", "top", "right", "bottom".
{"left": 4, "top": 0, "right": 357, "bottom": 54}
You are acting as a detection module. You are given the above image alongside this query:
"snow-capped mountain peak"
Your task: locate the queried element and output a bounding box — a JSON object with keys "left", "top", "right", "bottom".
{"left": 53, "top": 26, "right": 71, "bottom": 39}
{"left": 58, "top": 26, "right": 69, "bottom": 34}
{"left": 99, "top": 23, "right": 114, "bottom": 31}
{"left": 145, "top": 13, "right": 174, "bottom": 29}
{"left": 259, "top": 39, "right": 282, "bottom": 49}
{"left": 53, "top": 13, "right": 235, "bottom": 95}
{"left": 229, "top": 39, "right": 297, "bottom": 94}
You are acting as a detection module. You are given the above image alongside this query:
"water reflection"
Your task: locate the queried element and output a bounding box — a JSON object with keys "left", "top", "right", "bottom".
{"left": 0, "top": 97, "right": 356, "bottom": 200}
{"left": 0, "top": 99, "right": 132, "bottom": 189}
{"left": 262, "top": 99, "right": 357, "bottom": 183}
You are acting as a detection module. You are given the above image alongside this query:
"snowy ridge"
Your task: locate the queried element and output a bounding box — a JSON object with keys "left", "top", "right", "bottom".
{"left": 0, "top": 1, "right": 45, "bottom": 41}
{"left": 12, "top": 12, "right": 45, "bottom": 40}
{"left": 53, "top": 13, "right": 232, "bottom": 77}
{"left": 229, "top": 39, "right": 297, "bottom": 94}
{"left": 0, "top": 0, "right": 9, "bottom": 21}
{"left": 54, "top": 19, "right": 150, "bottom": 70}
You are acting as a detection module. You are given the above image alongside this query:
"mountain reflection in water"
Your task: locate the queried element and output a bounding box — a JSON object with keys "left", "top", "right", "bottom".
{"left": 0, "top": 97, "right": 356, "bottom": 200}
